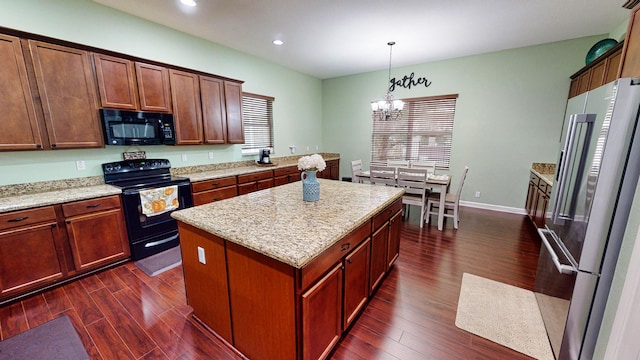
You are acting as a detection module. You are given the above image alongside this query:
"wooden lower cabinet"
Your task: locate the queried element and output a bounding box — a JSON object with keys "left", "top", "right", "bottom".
{"left": 369, "top": 224, "right": 388, "bottom": 292}
{"left": 274, "top": 165, "right": 301, "bottom": 186}
{"left": 0, "top": 195, "right": 130, "bottom": 303}
{"left": 343, "top": 238, "right": 371, "bottom": 328}
{"left": 525, "top": 172, "right": 552, "bottom": 228}
{"left": 302, "top": 264, "right": 343, "bottom": 360}
{"left": 191, "top": 176, "right": 237, "bottom": 206}
{"left": 63, "top": 197, "right": 129, "bottom": 272}
{"left": 179, "top": 196, "right": 402, "bottom": 360}
{"left": 0, "top": 220, "right": 65, "bottom": 299}
{"left": 387, "top": 210, "right": 402, "bottom": 269}
{"left": 237, "top": 170, "right": 274, "bottom": 195}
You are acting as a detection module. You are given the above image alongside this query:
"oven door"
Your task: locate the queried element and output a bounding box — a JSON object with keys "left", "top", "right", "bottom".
{"left": 121, "top": 180, "right": 193, "bottom": 259}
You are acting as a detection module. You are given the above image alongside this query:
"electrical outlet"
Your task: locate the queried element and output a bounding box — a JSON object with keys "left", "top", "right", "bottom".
{"left": 306, "top": 146, "right": 309, "bottom": 151}
{"left": 181, "top": 153, "right": 188, "bottom": 162}
{"left": 475, "top": 191, "right": 481, "bottom": 198}
{"left": 208, "top": 151, "right": 214, "bottom": 160}
{"left": 316, "top": 145, "right": 319, "bottom": 151}
{"left": 197, "top": 246, "right": 206, "bottom": 264}
{"left": 76, "top": 160, "right": 86, "bottom": 171}
{"left": 289, "top": 146, "right": 296, "bottom": 154}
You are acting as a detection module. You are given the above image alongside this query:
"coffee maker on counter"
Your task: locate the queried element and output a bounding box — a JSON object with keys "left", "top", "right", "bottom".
{"left": 257, "top": 148, "right": 272, "bottom": 164}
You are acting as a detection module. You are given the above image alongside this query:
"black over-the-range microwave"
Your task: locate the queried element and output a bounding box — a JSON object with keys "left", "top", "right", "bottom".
{"left": 99, "top": 109, "right": 176, "bottom": 146}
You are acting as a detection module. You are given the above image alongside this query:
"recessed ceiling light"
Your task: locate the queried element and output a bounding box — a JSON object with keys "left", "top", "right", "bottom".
{"left": 272, "top": 39, "right": 284, "bottom": 46}
{"left": 180, "top": 0, "right": 197, "bottom": 7}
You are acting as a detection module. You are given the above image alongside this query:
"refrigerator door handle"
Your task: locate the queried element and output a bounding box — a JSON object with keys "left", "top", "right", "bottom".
{"left": 537, "top": 228, "right": 577, "bottom": 274}
{"left": 552, "top": 116, "right": 577, "bottom": 223}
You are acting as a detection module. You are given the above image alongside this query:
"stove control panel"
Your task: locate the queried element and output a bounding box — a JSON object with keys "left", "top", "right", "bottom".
{"left": 102, "top": 158, "right": 172, "bottom": 175}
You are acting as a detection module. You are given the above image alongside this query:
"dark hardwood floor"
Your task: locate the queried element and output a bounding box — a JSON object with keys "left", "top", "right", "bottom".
{"left": 0, "top": 207, "right": 542, "bottom": 359}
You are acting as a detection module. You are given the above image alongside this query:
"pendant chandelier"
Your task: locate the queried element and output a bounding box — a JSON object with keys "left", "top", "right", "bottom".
{"left": 371, "top": 41, "right": 404, "bottom": 121}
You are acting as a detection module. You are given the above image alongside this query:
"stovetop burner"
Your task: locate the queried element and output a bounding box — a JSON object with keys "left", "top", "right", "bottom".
{"left": 102, "top": 158, "right": 187, "bottom": 188}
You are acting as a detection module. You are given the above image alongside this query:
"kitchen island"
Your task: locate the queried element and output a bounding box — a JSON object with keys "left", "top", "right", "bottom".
{"left": 172, "top": 179, "right": 404, "bottom": 360}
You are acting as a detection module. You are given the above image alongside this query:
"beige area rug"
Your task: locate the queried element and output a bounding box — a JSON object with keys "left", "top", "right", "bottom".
{"left": 455, "top": 273, "right": 554, "bottom": 360}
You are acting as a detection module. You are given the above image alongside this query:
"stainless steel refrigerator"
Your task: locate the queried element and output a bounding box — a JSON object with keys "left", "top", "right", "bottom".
{"left": 534, "top": 77, "right": 640, "bottom": 359}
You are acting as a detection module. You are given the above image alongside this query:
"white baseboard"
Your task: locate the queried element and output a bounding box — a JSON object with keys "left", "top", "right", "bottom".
{"left": 459, "top": 200, "right": 527, "bottom": 215}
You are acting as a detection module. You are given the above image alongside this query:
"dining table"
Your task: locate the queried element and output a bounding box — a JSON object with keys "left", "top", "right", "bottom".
{"left": 355, "top": 170, "right": 451, "bottom": 231}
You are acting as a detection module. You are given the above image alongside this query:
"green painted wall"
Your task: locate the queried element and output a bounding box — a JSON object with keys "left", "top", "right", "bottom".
{"left": 0, "top": 0, "right": 322, "bottom": 185}
{"left": 323, "top": 35, "right": 605, "bottom": 209}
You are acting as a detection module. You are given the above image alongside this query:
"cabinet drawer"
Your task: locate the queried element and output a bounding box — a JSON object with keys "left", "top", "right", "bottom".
{"left": 538, "top": 182, "right": 548, "bottom": 194}
{"left": 193, "top": 186, "right": 238, "bottom": 206}
{"left": 192, "top": 176, "right": 237, "bottom": 193}
{"left": 273, "top": 166, "right": 299, "bottom": 177}
{"left": 0, "top": 206, "right": 57, "bottom": 231}
{"left": 529, "top": 173, "right": 540, "bottom": 186}
{"left": 237, "top": 170, "right": 273, "bottom": 184}
{"left": 372, "top": 198, "right": 403, "bottom": 231}
{"left": 301, "top": 220, "right": 370, "bottom": 290}
{"left": 546, "top": 184, "right": 553, "bottom": 197}
{"left": 62, "top": 195, "right": 121, "bottom": 217}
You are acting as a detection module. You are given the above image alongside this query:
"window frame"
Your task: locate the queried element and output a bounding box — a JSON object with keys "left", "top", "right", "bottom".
{"left": 370, "top": 93, "right": 458, "bottom": 170}
{"left": 241, "top": 92, "right": 274, "bottom": 156}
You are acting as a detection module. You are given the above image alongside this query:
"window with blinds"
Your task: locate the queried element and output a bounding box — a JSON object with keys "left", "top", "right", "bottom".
{"left": 242, "top": 93, "right": 274, "bottom": 155}
{"left": 371, "top": 94, "right": 458, "bottom": 169}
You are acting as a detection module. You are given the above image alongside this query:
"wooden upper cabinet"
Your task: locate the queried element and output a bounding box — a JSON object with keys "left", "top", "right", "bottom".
{"left": 170, "top": 69, "right": 203, "bottom": 144}
{"left": 135, "top": 62, "right": 172, "bottom": 112}
{"left": 604, "top": 47, "right": 622, "bottom": 84}
{"left": 620, "top": 3, "right": 640, "bottom": 78}
{"left": 28, "top": 40, "right": 103, "bottom": 149}
{"left": 224, "top": 81, "right": 245, "bottom": 144}
{"left": 0, "top": 34, "right": 43, "bottom": 151}
{"left": 200, "top": 76, "right": 227, "bottom": 144}
{"left": 93, "top": 53, "right": 139, "bottom": 110}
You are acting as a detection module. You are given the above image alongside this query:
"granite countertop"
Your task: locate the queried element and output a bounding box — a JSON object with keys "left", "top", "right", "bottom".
{"left": 172, "top": 179, "right": 403, "bottom": 269}
{"left": 0, "top": 153, "right": 341, "bottom": 214}
{"left": 0, "top": 184, "right": 122, "bottom": 214}
{"left": 531, "top": 162, "right": 555, "bottom": 186}
{"left": 174, "top": 154, "right": 340, "bottom": 182}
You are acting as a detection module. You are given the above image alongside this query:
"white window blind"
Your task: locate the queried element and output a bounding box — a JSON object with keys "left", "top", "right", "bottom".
{"left": 371, "top": 94, "right": 458, "bottom": 169}
{"left": 242, "top": 92, "right": 274, "bottom": 155}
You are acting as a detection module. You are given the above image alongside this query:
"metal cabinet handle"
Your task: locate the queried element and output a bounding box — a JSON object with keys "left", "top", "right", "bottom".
{"left": 347, "top": 259, "right": 353, "bottom": 264}
{"left": 86, "top": 204, "right": 101, "bottom": 208}
{"left": 8, "top": 216, "right": 29, "bottom": 222}
{"left": 340, "top": 243, "right": 351, "bottom": 251}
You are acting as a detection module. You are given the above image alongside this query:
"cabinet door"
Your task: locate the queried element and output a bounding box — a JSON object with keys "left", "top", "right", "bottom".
{"left": 302, "top": 263, "right": 343, "bottom": 360}
{"left": 604, "top": 47, "right": 622, "bottom": 84}
{"left": 0, "top": 222, "right": 64, "bottom": 299}
{"left": 65, "top": 208, "right": 129, "bottom": 272}
{"left": 170, "top": 69, "right": 203, "bottom": 145}
{"left": 93, "top": 53, "right": 139, "bottom": 110}
{"left": 224, "top": 81, "right": 245, "bottom": 144}
{"left": 534, "top": 189, "right": 548, "bottom": 227}
{"left": 135, "top": 62, "right": 171, "bottom": 112}
{"left": 387, "top": 210, "right": 402, "bottom": 269}
{"left": 620, "top": 4, "right": 640, "bottom": 78}
{"left": 0, "top": 34, "right": 43, "bottom": 151}
{"left": 369, "top": 223, "right": 388, "bottom": 293}
{"left": 343, "top": 237, "right": 370, "bottom": 329}
{"left": 29, "top": 40, "right": 103, "bottom": 149}
{"left": 200, "top": 76, "right": 226, "bottom": 144}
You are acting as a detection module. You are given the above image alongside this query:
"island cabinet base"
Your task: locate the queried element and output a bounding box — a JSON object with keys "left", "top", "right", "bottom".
{"left": 177, "top": 196, "right": 403, "bottom": 360}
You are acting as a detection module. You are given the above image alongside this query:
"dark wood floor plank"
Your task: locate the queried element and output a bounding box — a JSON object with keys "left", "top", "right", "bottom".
{"left": 0, "top": 207, "right": 542, "bottom": 360}
{"left": 79, "top": 273, "right": 105, "bottom": 293}
{"left": 63, "top": 280, "right": 104, "bottom": 326}
{"left": 63, "top": 308, "right": 103, "bottom": 360}
{"left": 96, "top": 267, "right": 128, "bottom": 294}
{"left": 43, "top": 286, "right": 73, "bottom": 315}
{"left": 0, "top": 301, "right": 27, "bottom": 340}
{"left": 21, "top": 294, "right": 52, "bottom": 328}
{"left": 113, "top": 288, "right": 198, "bottom": 359}
{"left": 86, "top": 317, "right": 135, "bottom": 360}
{"left": 89, "top": 287, "right": 157, "bottom": 359}
{"left": 160, "top": 308, "right": 244, "bottom": 360}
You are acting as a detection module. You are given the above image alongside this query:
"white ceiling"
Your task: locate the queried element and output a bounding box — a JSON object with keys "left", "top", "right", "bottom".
{"left": 93, "top": 0, "right": 630, "bottom": 79}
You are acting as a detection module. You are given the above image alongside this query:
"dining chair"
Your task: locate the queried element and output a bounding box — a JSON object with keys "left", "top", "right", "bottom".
{"left": 425, "top": 166, "right": 469, "bottom": 229}
{"left": 350, "top": 159, "right": 363, "bottom": 183}
{"left": 411, "top": 160, "right": 436, "bottom": 174}
{"left": 387, "top": 160, "right": 410, "bottom": 167}
{"left": 397, "top": 167, "right": 429, "bottom": 228}
{"left": 369, "top": 165, "right": 397, "bottom": 186}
